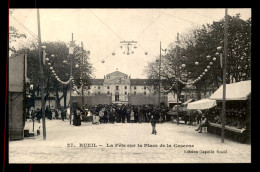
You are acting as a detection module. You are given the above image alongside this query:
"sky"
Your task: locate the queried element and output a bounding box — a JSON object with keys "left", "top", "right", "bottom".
{"left": 10, "top": 8, "right": 251, "bottom": 79}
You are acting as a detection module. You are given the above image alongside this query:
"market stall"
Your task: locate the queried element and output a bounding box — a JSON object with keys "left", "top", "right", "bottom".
{"left": 208, "top": 80, "right": 251, "bottom": 143}
{"left": 187, "top": 98, "right": 217, "bottom": 110}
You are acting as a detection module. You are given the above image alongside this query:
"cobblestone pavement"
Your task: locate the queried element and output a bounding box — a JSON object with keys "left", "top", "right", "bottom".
{"left": 9, "top": 120, "right": 251, "bottom": 163}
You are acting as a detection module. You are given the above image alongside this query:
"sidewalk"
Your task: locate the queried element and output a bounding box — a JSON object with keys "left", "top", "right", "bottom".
{"left": 9, "top": 119, "right": 251, "bottom": 163}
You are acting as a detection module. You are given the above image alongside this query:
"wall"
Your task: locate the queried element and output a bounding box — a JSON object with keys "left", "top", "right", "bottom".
{"left": 128, "top": 94, "right": 168, "bottom": 106}
{"left": 71, "top": 95, "right": 112, "bottom": 106}
{"left": 9, "top": 92, "right": 25, "bottom": 140}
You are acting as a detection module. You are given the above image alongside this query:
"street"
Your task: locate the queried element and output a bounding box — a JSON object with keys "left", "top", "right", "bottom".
{"left": 9, "top": 119, "right": 251, "bottom": 163}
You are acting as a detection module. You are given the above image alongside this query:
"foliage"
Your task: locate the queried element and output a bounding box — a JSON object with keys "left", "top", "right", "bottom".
{"left": 144, "top": 14, "right": 251, "bottom": 99}
{"left": 25, "top": 41, "right": 93, "bottom": 107}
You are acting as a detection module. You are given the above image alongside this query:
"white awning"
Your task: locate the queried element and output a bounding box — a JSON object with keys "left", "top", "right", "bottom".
{"left": 182, "top": 99, "right": 194, "bottom": 105}
{"left": 187, "top": 99, "right": 217, "bottom": 110}
{"left": 209, "top": 80, "right": 251, "bottom": 101}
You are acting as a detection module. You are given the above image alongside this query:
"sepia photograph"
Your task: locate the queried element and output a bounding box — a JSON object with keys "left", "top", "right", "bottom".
{"left": 8, "top": 8, "right": 251, "bottom": 163}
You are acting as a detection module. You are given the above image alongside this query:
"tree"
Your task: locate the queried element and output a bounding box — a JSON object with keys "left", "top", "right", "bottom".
{"left": 9, "top": 10, "right": 27, "bottom": 54}
{"left": 26, "top": 41, "right": 93, "bottom": 108}
{"left": 144, "top": 13, "right": 251, "bottom": 100}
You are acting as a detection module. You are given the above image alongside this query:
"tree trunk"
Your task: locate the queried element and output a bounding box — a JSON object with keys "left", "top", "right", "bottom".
{"left": 55, "top": 82, "right": 61, "bottom": 109}
{"left": 196, "top": 85, "right": 201, "bottom": 100}
{"left": 63, "top": 85, "right": 68, "bottom": 108}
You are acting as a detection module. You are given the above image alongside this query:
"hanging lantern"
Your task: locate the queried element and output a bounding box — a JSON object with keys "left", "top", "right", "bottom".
{"left": 46, "top": 58, "right": 49, "bottom": 61}
{"left": 75, "top": 64, "right": 79, "bottom": 68}
{"left": 215, "top": 52, "right": 219, "bottom": 56}
{"left": 51, "top": 54, "right": 55, "bottom": 58}
{"left": 206, "top": 55, "right": 211, "bottom": 59}
{"left": 181, "top": 64, "right": 186, "bottom": 68}
{"left": 198, "top": 77, "right": 201, "bottom": 79}
{"left": 145, "top": 52, "right": 148, "bottom": 55}
{"left": 200, "top": 75, "right": 202, "bottom": 77}
{"left": 195, "top": 62, "right": 199, "bottom": 65}
{"left": 50, "top": 67, "right": 53, "bottom": 70}
{"left": 41, "top": 45, "right": 46, "bottom": 50}
{"left": 63, "top": 60, "right": 67, "bottom": 63}
{"left": 207, "top": 66, "right": 210, "bottom": 69}
{"left": 52, "top": 70, "right": 55, "bottom": 73}
{"left": 202, "top": 72, "right": 205, "bottom": 75}
{"left": 210, "top": 62, "right": 213, "bottom": 65}
{"left": 217, "top": 46, "right": 222, "bottom": 51}
{"left": 213, "top": 57, "right": 216, "bottom": 61}
{"left": 48, "top": 63, "right": 51, "bottom": 66}
{"left": 204, "top": 69, "right": 208, "bottom": 72}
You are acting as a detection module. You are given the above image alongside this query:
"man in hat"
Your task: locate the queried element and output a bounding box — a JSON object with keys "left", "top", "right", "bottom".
{"left": 195, "top": 114, "right": 208, "bottom": 133}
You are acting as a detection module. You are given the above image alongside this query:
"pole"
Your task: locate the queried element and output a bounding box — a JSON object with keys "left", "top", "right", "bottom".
{"left": 221, "top": 8, "right": 228, "bottom": 143}
{"left": 37, "top": 9, "right": 46, "bottom": 140}
{"left": 69, "top": 33, "right": 73, "bottom": 125}
{"left": 176, "top": 33, "right": 180, "bottom": 125}
{"left": 159, "top": 41, "right": 161, "bottom": 107}
{"left": 81, "top": 42, "right": 84, "bottom": 106}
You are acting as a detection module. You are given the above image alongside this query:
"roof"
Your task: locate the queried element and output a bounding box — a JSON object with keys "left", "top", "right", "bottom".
{"left": 187, "top": 99, "right": 217, "bottom": 110}
{"left": 182, "top": 99, "right": 195, "bottom": 105}
{"left": 91, "top": 79, "right": 104, "bottom": 85}
{"left": 209, "top": 80, "right": 251, "bottom": 101}
{"left": 106, "top": 71, "right": 128, "bottom": 77}
{"left": 130, "top": 79, "right": 149, "bottom": 86}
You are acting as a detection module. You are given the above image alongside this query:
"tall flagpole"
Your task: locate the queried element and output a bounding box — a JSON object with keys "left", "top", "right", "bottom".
{"left": 221, "top": 8, "right": 228, "bottom": 143}
{"left": 37, "top": 9, "right": 46, "bottom": 140}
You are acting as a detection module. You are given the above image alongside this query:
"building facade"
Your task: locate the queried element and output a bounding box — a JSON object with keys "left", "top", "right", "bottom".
{"left": 83, "top": 70, "right": 155, "bottom": 104}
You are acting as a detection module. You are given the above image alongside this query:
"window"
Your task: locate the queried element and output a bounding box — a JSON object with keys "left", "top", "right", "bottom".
{"left": 125, "top": 92, "right": 127, "bottom": 95}
{"left": 107, "top": 76, "right": 110, "bottom": 79}
{"left": 125, "top": 86, "right": 127, "bottom": 89}
{"left": 107, "top": 91, "right": 110, "bottom": 95}
{"left": 134, "top": 86, "right": 136, "bottom": 90}
{"left": 116, "top": 86, "right": 119, "bottom": 90}
{"left": 144, "top": 86, "right": 146, "bottom": 90}
{"left": 134, "top": 91, "right": 136, "bottom": 95}
{"left": 98, "top": 91, "right": 100, "bottom": 95}
{"left": 144, "top": 91, "right": 146, "bottom": 95}
{"left": 98, "top": 86, "right": 100, "bottom": 89}
{"left": 107, "top": 86, "right": 110, "bottom": 89}
{"left": 88, "top": 91, "right": 90, "bottom": 95}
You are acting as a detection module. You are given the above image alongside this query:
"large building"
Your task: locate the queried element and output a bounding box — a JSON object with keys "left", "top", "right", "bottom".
{"left": 84, "top": 70, "right": 160, "bottom": 105}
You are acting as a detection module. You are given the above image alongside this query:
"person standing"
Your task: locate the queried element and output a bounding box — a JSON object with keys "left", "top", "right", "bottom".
{"left": 151, "top": 108, "right": 159, "bottom": 135}
{"left": 61, "top": 108, "right": 66, "bottom": 121}
{"left": 130, "top": 109, "right": 135, "bottom": 123}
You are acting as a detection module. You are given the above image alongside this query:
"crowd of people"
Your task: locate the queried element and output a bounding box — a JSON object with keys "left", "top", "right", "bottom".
{"left": 25, "top": 103, "right": 249, "bottom": 132}
{"left": 26, "top": 105, "right": 69, "bottom": 123}
{"left": 80, "top": 104, "right": 171, "bottom": 124}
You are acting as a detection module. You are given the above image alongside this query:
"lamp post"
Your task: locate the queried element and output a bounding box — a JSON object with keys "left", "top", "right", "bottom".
{"left": 159, "top": 41, "right": 167, "bottom": 107}
{"left": 69, "top": 33, "right": 75, "bottom": 125}
{"left": 37, "top": 9, "right": 46, "bottom": 140}
{"left": 176, "top": 33, "right": 180, "bottom": 125}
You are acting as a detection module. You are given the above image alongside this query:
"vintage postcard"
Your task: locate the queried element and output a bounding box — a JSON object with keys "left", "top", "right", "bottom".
{"left": 8, "top": 8, "right": 251, "bottom": 163}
